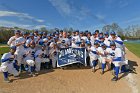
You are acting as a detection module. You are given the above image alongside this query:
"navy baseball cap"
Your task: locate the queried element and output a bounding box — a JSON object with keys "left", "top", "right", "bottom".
{"left": 104, "top": 32, "right": 109, "bottom": 35}
{"left": 99, "top": 36, "right": 104, "bottom": 39}
{"left": 10, "top": 46, "right": 16, "bottom": 50}
{"left": 15, "top": 30, "right": 20, "bottom": 34}
{"left": 75, "top": 30, "right": 79, "bottom": 32}
{"left": 92, "top": 32, "right": 96, "bottom": 35}
{"left": 34, "top": 30, "right": 38, "bottom": 33}
{"left": 94, "top": 40, "right": 99, "bottom": 45}
{"left": 39, "top": 32, "right": 43, "bottom": 35}
{"left": 60, "top": 30, "right": 63, "bottom": 32}
{"left": 23, "top": 32, "right": 28, "bottom": 35}
{"left": 95, "top": 30, "right": 99, "bottom": 33}
{"left": 29, "top": 33, "right": 34, "bottom": 36}
{"left": 110, "top": 31, "right": 116, "bottom": 35}
{"left": 99, "top": 32, "right": 103, "bottom": 34}
{"left": 110, "top": 41, "right": 116, "bottom": 46}
{"left": 85, "top": 30, "right": 88, "bottom": 33}
{"left": 47, "top": 33, "right": 51, "bottom": 37}
{"left": 80, "top": 31, "right": 83, "bottom": 34}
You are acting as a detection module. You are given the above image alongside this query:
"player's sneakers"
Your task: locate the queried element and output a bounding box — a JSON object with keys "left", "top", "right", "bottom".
{"left": 111, "top": 76, "right": 118, "bottom": 81}
{"left": 35, "top": 72, "right": 39, "bottom": 75}
{"left": 4, "top": 78, "right": 10, "bottom": 83}
{"left": 100, "top": 71, "right": 104, "bottom": 75}
{"left": 14, "top": 75, "right": 20, "bottom": 79}
{"left": 92, "top": 68, "right": 96, "bottom": 73}
{"left": 28, "top": 73, "right": 36, "bottom": 77}
{"left": 32, "top": 73, "right": 36, "bottom": 77}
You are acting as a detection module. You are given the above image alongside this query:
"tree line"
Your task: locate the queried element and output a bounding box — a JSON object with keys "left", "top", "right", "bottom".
{"left": 0, "top": 23, "right": 140, "bottom": 43}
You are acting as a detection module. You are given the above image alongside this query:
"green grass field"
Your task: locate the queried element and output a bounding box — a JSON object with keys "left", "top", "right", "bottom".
{"left": 0, "top": 47, "right": 10, "bottom": 59}
{"left": 0, "top": 43, "right": 8, "bottom": 47}
{"left": 124, "top": 42, "right": 140, "bottom": 58}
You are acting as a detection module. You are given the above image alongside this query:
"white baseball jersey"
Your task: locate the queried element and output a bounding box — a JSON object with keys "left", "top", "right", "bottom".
{"left": 23, "top": 48, "right": 36, "bottom": 60}
{"left": 60, "top": 37, "right": 70, "bottom": 48}
{"left": 89, "top": 46, "right": 98, "bottom": 60}
{"left": 7, "top": 36, "right": 17, "bottom": 47}
{"left": 15, "top": 37, "right": 26, "bottom": 52}
{"left": 97, "top": 47, "right": 105, "bottom": 57}
{"left": 71, "top": 35, "right": 81, "bottom": 47}
{"left": 26, "top": 38, "right": 38, "bottom": 46}
{"left": 0, "top": 52, "right": 19, "bottom": 76}
{"left": 81, "top": 36, "right": 88, "bottom": 42}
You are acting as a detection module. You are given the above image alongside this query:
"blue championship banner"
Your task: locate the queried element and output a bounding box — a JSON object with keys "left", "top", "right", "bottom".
{"left": 57, "top": 47, "right": 87, "bottom": 67}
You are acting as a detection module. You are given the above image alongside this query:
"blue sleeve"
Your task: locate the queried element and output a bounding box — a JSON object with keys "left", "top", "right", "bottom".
{"left": 76, "top": 41, "right": 81, "bottom": 44}
{"left": 34, "top": 55, "right": 38, "bottom": 58}
{"left": 113, "top": 57, "right": 122, "bottom": 61}
{"left": 91, "top": 51, "right": 97, "bottom": 54}
{"left": 1, "top": 58, "right": 10, "bottom": 63}
{"left": 107, "top": 46, "right": 110, "bottom": 48}
{"left": 114, "top": 40, "right": 123, "bottom": 45}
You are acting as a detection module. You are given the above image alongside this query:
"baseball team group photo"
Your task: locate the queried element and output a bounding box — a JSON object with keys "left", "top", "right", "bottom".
{"left": 0, "top": 0, "right": 140, "bottom": 93}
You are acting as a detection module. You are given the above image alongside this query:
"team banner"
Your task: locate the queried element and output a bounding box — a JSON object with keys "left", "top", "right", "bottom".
{"left": 57, "top": 47, "right": 87, "bottom": 67}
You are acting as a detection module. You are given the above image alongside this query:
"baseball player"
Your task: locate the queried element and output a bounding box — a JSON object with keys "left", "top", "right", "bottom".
{"left": 88, "top": 41, "right": 99, "bottom": 72}
{"left": 97, "top": 43, "right": 107, "bottom": 74}
{"left": 0, "top": 46, "right": 19, "bottom": 83}
{"left": 26, "top": 33, "right": 38, "bottom": 48}
{"left": 71, "top": 30, "right": 81, "bottom": 48}
{"left": 80, "top": 32, "right": 88, "bottom": 42}
{"left": 104, "top": 32, "right": 110, "bottom": 48}
{"left": 60, "top": 32, "right": 70, "bottom": 48}
{"left": 35, "top": 44, "right": 50, "bottom": 72}
{"left": 23, "top": 42, "right": 36, "bottom": 77}
{"left": 7, "top": 30, "right": 20, "bottom": 47}
{"left": 49, "top": 42, "right": 59, "bottom": 68}
{"left": 90, "top": 32, "right": 96, "bottom": 46}
{"left": 110, "top": 31, "right": 127, "bottom": 72}
{"left": 109, "top": 41, "right": 123, "bottom": 81}
{"left": 14, "top": 31, "right": 26, "bottom": 73}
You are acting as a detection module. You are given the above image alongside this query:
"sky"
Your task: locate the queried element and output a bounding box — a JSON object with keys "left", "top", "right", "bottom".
{"left": 0, "top": 0, "right": 140, "bottom": 31}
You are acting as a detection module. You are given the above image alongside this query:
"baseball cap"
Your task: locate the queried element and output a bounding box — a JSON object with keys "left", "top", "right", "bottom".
{"left": 10, "top": 46, "right": 16, "bottom": 50}
{"left": 15, "top": 30, "right": 21, "bottom": 34}
{"left": 110, "top": 31, "right": 116, "bottom": 35}
{"left": 94, "top": 40, "right": 99, "bottom": 45}
{"left": 110, "top": 41, "right": 116, "bottom": 46}
{"left": 29, "top": 33, "right": 34, "bottom": 36}
{"left": 104, "top": 32, "right": 109, "bottom": 35}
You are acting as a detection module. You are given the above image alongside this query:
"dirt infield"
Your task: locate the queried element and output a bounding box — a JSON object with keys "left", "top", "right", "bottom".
{"left": 0, "top": 49, "right": 139, "bottom": 93}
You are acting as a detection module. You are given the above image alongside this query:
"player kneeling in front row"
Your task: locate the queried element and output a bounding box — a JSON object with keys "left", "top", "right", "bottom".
{"left": 87, "top": 41, "right": 99, "bottom": 72}
{"left": 0, "top": 46, "right": 19, "bottom": 83}
{"left": 23, "top": 42, "right": 36, "bottom": 77}
{"left": 35, "top": 44, "right": 50, "bottom": 73}
{"left": 49, "top": 42, "right": 58, "bottom": 69}
{"left": 98, "top": 43, "right": 108, "bottom": 75}
{"left": 109, "top": 41, "right": 123, "bottom": 81}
